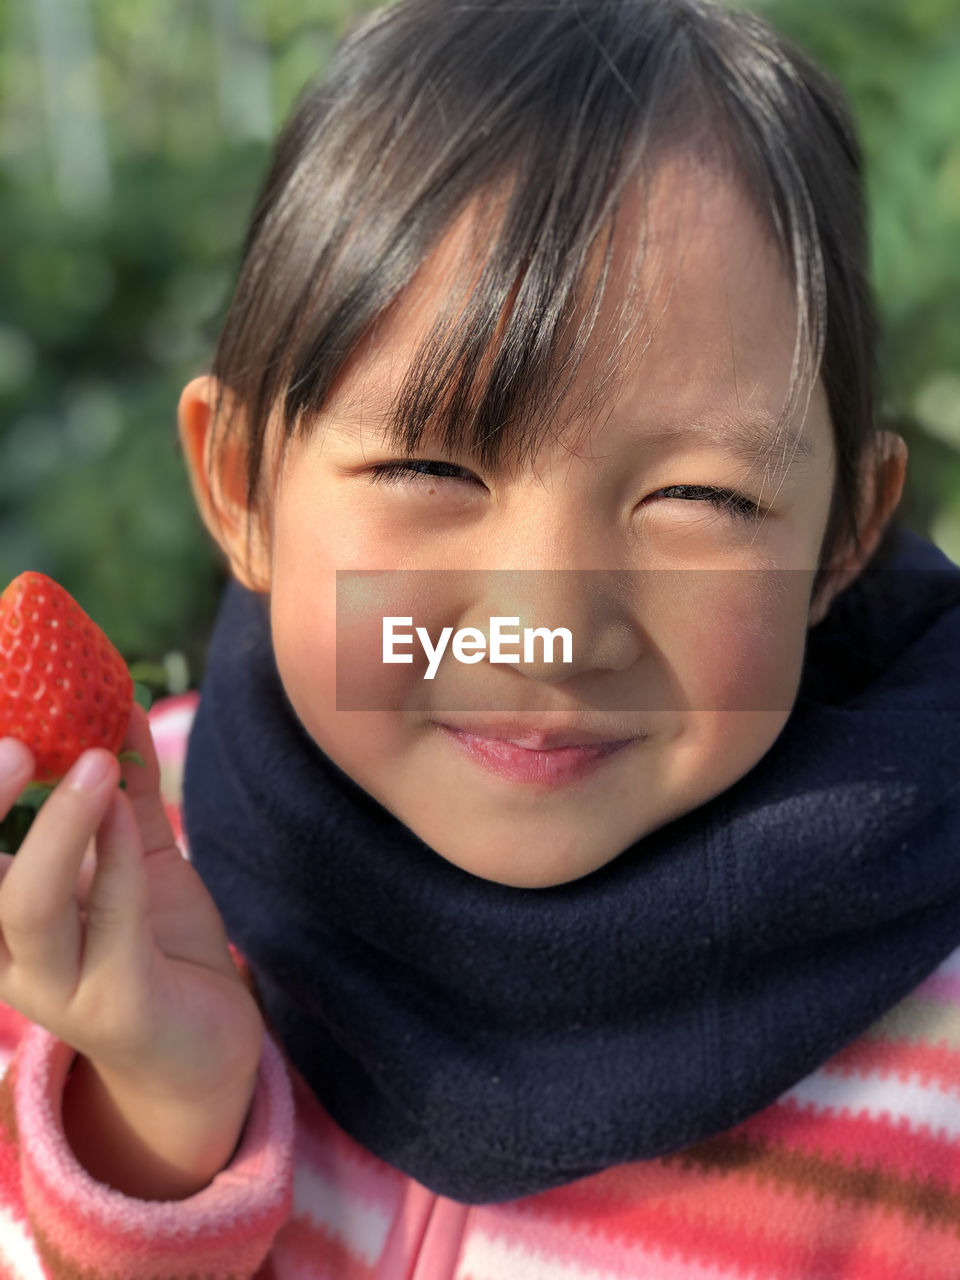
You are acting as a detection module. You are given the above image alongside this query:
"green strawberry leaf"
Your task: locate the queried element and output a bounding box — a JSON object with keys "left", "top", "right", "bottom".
{"left": 18, "top": 781, "right": 54, "bottom": 810}
{"left": 0, "top": 804, "right": 39, "bottom": 854}
{"left": 0, "top": 784, "right": 56, "bottom": 853}
{"left": 117, "top": 747, "right": 144, "bottom": 790}
{"left": 132, "top": 681, "right": 153, "bottom": 711}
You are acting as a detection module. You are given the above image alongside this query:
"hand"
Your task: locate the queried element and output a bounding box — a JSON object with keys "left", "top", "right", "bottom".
{"left": 0, "top": 702, "right": 264, "bottom": 1108}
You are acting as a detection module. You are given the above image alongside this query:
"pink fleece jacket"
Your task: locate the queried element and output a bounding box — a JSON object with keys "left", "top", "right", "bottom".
{"left": 0, "top": 692, "right": 959, "bottom": 1279}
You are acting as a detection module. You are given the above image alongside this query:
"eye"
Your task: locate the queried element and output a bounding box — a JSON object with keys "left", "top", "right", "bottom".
{"left": 368, "top": 459, "right": 483, "bottom": 487}
{"left": 366, "top": 465, "right": 761, "bottom": 523}
{"left": 653, "top": 484, "right": 762, "bottom": 523}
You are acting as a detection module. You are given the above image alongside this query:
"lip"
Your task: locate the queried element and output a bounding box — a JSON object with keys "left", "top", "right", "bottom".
{"left": 438, "top": 719, "right": 636, "bottom": 750}
{"left": 436, "top": 723, "right": 638, "bottom": 786}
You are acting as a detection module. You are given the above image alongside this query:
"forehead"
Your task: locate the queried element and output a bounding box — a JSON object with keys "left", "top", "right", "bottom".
{"left": 315, "top": 156, "right": 828, "bottom": 470}
{"left": 585, "top": 158, "right": 826, "bottom": 467}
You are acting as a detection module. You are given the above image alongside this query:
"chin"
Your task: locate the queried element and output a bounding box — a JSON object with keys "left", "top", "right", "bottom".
{"left": 434, "top": 840, "right": 617, "bottom": 889}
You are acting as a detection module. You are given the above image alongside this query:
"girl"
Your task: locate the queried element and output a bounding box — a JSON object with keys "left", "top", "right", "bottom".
{"left": 1, "top": 0, "right": 960, "bottom": 1275}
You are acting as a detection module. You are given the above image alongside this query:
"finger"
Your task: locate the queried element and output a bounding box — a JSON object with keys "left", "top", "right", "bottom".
{"left": 0, "top": 748, "right": 118, "bottom": 1002}
{"left": 77, "top": 835, "right": 97, "bottom": 906}
{"left": 0, "top": 737, "right": 33, "bottom": 901}
{"left": 117, "top": 702, "right": 177, "bottom": 857}
{"left": 73, "top": 790, "right": 156, "bottom": 1067}
{"left": 0, "top": 737, "right": 37, "bottom": 821}
{"left": 81, "top": 786, "right": 148, "bottom": 973}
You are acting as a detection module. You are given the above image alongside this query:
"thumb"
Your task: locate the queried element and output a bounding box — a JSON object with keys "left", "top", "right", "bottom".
{"left": 83, "top": 787, "right": 148, "bottom": 958}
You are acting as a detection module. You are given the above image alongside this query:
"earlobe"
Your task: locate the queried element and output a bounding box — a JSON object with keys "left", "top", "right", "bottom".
{"left": 177, "top": 375, "right": 272, "bottom": 593}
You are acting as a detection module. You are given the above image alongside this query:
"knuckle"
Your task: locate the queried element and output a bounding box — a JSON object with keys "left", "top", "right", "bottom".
{"left": 84, "top": 898, "right": 127, "bottom": 933}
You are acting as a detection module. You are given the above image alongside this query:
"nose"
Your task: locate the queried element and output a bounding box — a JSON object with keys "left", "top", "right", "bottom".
{"left": 461, "top": 565, "right": 644, "bottom": 683}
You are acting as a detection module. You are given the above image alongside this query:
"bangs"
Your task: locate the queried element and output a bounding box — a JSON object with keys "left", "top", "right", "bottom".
{"left": 211, "top": 0, "right": 859, "bottom": 522}
{"left": 318, "top": 160, "right": 654, "bottom": 476}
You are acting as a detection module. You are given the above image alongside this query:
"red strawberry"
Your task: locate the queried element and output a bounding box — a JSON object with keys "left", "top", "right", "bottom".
{"left": 0, "top": 571, "right": 135, "bottom": 786}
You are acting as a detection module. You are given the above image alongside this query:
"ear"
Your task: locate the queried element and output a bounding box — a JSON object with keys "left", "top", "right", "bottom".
{"left": 808, "top": 430, "right": 909, "bottom": 627}
{"left": 177, "top": 375, "right": 272, "bottom": 593}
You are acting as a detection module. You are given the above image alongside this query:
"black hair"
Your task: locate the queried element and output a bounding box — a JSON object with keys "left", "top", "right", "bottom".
{"left": 204, "top": 0, "right": 903, "bottom": 603}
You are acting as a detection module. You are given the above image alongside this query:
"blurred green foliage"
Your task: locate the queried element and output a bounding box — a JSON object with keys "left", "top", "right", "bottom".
{"left": 758, "top": 0, "right": 960, "bottom": 549}
{"left": 0, "top": 0, "right": 958, "bottom": 691}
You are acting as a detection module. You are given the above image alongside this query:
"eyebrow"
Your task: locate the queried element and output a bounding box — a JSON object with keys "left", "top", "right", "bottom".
{"left": 318, "top": 400, "right": 816, "bottom": 477}
{"left": 631, "top": 408, "right": 816, "bottom": 477}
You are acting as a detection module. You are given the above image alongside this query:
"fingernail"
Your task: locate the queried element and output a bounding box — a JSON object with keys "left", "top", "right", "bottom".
{"left": 0, "top": 738, "right": 28, "bottom": 781}
{"left": 67, "top": 751, "right": 112, "bottom": 792}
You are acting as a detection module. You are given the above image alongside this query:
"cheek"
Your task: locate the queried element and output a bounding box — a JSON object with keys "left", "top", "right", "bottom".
{"left": 270, "top": 580, "right": 338, "bottom": 716}
{"left": 266, "top": 482, "right": 442, "bottom": 780}
{"left": 269, "top": 488, "right": 410, "bottom": 713}
{"left": 271, "top": 589, "right": 401, "bottom": 770}
{"left": 655, "top": 566, "right": 811, "bottom": 713}
{"left": 334, "top": 571, "right": 460, "bottom": 711}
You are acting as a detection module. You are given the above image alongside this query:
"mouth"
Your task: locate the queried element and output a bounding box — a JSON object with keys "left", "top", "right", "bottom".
{"left": 437, "top": 719, "right": 639, "bottom": 751}
{"left": 435, "top": 722, "right": 641, "bottom": 786}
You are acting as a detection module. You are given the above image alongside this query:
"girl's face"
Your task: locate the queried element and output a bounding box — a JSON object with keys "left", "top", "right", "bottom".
{"left": 182, "top": 161, "right": 902, "bottom": 888}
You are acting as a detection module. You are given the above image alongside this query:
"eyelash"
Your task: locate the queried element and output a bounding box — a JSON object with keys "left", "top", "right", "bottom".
{"left": 367, "top": 460, "right": 762, "bottom": 522}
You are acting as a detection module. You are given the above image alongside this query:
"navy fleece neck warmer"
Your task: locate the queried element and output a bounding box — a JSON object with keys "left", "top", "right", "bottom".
{"left": 183, "top": 525, "right": 960, "bottom": 1204}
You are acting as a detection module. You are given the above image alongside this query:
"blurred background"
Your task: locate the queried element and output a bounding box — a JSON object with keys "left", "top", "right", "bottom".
{"left": 0, "top": 0, "right": 958, "bottom": 697}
